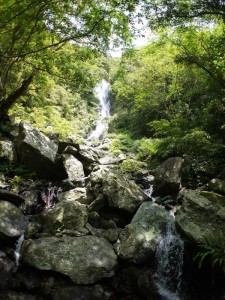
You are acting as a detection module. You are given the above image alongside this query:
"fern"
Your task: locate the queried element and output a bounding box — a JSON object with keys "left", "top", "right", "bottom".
{"left": 194, "top": 231, "right": 225, "bottom": 272}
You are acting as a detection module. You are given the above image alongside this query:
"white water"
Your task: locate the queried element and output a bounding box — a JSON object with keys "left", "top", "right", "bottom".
{"left": 88, "top": 79, "right": 110, "bottom": 141}
{"left": 14, "top": 234, "right": 24, "bottom": 266}
{"left": 154, "top": 218, "right": 184, "bottom": 300}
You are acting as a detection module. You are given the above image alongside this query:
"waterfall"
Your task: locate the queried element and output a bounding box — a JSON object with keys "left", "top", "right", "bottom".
{"left": 88, "top": 79, "right": 110, "bottom": 141}
{"left": 154, "top": 217, "right": 184, "bottom": 300}
{"left": 14, "top": 234, "right": 24, "bottom": 266}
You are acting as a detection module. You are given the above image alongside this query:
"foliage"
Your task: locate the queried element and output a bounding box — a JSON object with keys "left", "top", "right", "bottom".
{"left": 121, "top": 158, "right": 146, "bottom": 175}
{"left": 140, "top": 0, "right": 225, "bottom": 28}
{"left": 109, "top": 132, "right": 136, "bottom": 155}
{"left": 136, "top": 138, "right": 160, "bottom": 161}
{"left": 194, "top": 231, "right": 225, "bottom": 272}
{"left": 0, "top": 0, "right": 141, "bottom": 121}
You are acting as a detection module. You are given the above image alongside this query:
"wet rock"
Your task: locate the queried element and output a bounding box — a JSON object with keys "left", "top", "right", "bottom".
{"left": 22, "top": 235, "right": 117, "bottom": 284}
{"left": 176, "top": 190, "right": 225, "bottom": 244}
{"left": 114, "top": 202, "right": 172, "bottom": 263}
{"left": 0, "top": 201, "right": 27, "bottom": 239}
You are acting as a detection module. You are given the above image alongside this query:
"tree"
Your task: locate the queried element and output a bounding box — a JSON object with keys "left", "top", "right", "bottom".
{"left": 140, "top": 0, "right": 225, "bottom": 28}
{"left": 0, "top": 0, "right": 138, "bottom": 122}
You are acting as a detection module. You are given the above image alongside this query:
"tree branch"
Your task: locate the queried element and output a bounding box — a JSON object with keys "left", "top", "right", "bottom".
{"left": 0, "top": 72, "right": 35, "bottom": 121}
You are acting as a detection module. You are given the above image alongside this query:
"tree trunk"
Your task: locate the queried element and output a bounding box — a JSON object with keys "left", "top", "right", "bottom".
{"left": 0, "top": 72, "right": 34, "bottom": 122}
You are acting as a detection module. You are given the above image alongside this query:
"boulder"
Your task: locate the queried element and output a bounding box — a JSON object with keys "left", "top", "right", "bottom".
{"left": 78, "top": 145, "right": 107, "bottom": 163}
{"left": 22, "top": 235, "right": 117, "bottom": 284}
{"left": 0, "top": 189, "right": 25, "bottom": 206}
{"left": 98, "top": 153, "right": 126, "bottom": 165}
{"left": 62, "top": 154, "right": 85, "bottom": 181}
{"left": 0, "top": 138, "right": 15, "bottom": 161}
{"left": 0, "top": 251, "right": 15, "bottom": 288}
{"left": 176, "top": 190, "right": 225, "bottom": 244}
{"left": 86, "top": 223, "right": 122, "bottom": 242}
{"left": 57, "top": 187, "right": 93, "bottom": 205}
{"left": 0, "top": 201, "right": 27, "bottom": 239}
{"left": 16, "top": 122, "right": 66, "bottom": 179}
{"left": 41, "top": 200, "right": 88, "bottom": 233}
{"left": 52, "top": 285, "right": 109, "bottom": 300}
{"left": 114, "top": 202, "right": 172, "bottom": 263}
{"left": 89, "top": 167, "right": 148, "bottom": 213}
{"left": 153, "top": 157, "right": 184, "bottom": 196}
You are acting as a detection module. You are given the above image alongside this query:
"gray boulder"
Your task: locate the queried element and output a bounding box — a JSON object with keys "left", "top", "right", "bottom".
{"left": 0, "top": 201, "right": 27, "bottom": 239}
{"left": 57, "top": 187, "right": 93, "bottom": 205}
{"left": 41, "top": 200, "right": 88, "bottom": 233}
{"left": 114, "top": 202, "right": 172, "bottom": 263}
{"left": 78, "top": 145, "right": 107, "bottom": 163}
{"left": 89, "top": 167, "right": 148, "bottom": 213}
{"left": 86, "top": 223, "right": 122, "bottom": 242}
{"left": 62, "top": 154, "right": 85, "bottom": 181}
{"left": 98, "top": 154, "right": 126, "bottom": 165}
{"left": 16, "top": 122, "right": 66, "bottom": 179}
{"left": 0, "top": 138, "right": 15, "bottom": 161}
{"left": 153, "top": 157, "right": 184, "bottom": 196}
{"left": 22, "top": 235, "right": 117, "bottom": 284}
{"left": 176, "top": 189, "right": 225, "bottom": 244}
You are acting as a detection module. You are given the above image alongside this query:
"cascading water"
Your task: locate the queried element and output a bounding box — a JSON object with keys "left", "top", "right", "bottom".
{"left": 88, "top": 79, "right": 110, "bottom": 141}
{"left": 14, "top": 234, "right": 24, "bottom": 267}
{"left": 154, "top": 214, "right": 184, "bottom": 300}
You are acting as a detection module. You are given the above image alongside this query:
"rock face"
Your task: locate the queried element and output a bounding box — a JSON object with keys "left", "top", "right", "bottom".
{"left": 41, "top": 200, "right": 88, "bottom": 233}
{"left": 89, "top": 167, "right": 148, "bottom": 213}
{"left": 16, "top": 122, "right": 66, "bottom": 179}
{"left": 0, "top": 138, "right": 15, "bottom": 161}
{"left": 0, "top": 201, "right": 27, "bottom": 239}
{"left": 153, "top": 157, "right": 184, "bottom": 196}
{"left": 62, "top": 154, "right": 85, "bottom": 181}
{"left": 22, "top": 235, "right": 117, "bottom": 284}
{"left": 114, "top": 202, "right": 172, "bottom": 263}
{"left": 57, "top": 187, "right": 93, "bottom": 205}
{"left": 176, "top": 190, "right": 225, "bottom": 244}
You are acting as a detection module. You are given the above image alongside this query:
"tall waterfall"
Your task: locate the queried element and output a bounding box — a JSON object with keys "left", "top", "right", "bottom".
{"left": 88, "top": 79, "right": 110, "bottom": 141}
{"left": 154, "top": 216, "right": 184, "bottom": 300}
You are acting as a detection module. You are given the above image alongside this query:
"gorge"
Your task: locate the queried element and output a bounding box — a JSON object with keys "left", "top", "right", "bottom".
{"left": 0, "top": 80, "right": 224, "bottom": 300}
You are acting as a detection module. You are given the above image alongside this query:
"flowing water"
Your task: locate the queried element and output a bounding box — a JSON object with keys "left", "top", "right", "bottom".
{"left": 14, "top": 234, "right": 24, "bottom": 266}
{"left": 154, "top": 216, "right": 184, "bottom": 300}
{"left": 88, "top": 79, "right": 110, "bottom": 141}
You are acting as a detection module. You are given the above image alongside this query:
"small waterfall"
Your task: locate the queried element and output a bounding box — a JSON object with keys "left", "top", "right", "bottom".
{"left": 14, "top": 234, "right": 24, "bottom": 266}
{"left": 154, "top": 218, "right": 184, "bottom": 300}
{"left": 88, "top": 79, "right": 110, "bottom": 141}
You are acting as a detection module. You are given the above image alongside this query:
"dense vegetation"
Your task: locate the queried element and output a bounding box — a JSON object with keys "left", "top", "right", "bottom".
{"left": 108, "top": 23, "right": 225, "bottom": 186}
